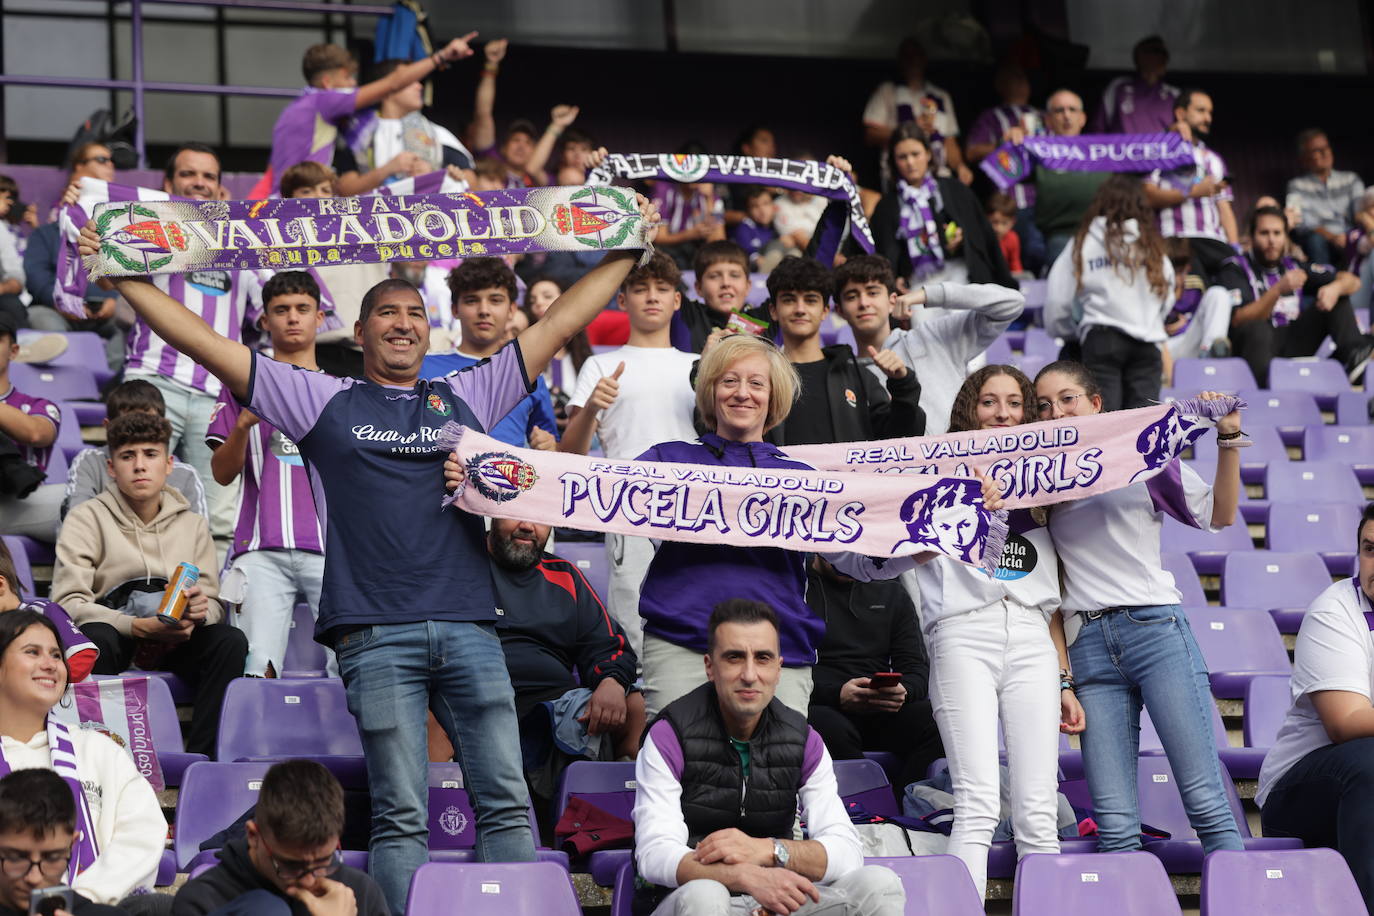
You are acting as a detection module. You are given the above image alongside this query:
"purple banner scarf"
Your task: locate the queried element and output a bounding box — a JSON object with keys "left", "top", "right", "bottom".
{"left": 84, "top": 183, "right": 650, "bottom": 280}
{"left": 1226, "top": 253, "right": 1304, "bottom": 327}
{"left": 897, "top": 176, "right": 945, "bottom": 281}
{"left": 980, "top": 133, "right": 1196, "bottom": 191}
{"left": 588, "top": 152, "right": 874, "bottom": 265}
{"left": 0, "top": 717, "right": 100, "bottom": 876}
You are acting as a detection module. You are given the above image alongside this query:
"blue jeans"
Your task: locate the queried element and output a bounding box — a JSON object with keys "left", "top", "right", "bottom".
{"left": 1068, "top": 604, "right": 1244, "bottom": 853}
{"left": 335, "top": 620, "right": 536, "bottom": 915}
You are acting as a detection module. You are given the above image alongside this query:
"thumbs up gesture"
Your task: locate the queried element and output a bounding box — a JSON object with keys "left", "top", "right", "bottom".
{"left": 588, "top": 361, "right": 626, "bottom": 412}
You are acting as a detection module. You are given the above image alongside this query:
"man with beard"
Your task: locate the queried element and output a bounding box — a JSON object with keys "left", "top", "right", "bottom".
{"left": 1143, "top": 89, "right": 1239, "bottom": 283}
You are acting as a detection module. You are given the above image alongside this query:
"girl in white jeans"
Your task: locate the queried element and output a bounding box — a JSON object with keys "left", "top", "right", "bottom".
{"left": 918, "top": 365, "right": 1084, "bottom": 898}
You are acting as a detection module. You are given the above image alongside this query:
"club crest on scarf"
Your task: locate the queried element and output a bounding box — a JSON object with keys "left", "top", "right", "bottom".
{"left": 467, "top": 451, "right": 539, "bottom": 503}
{"left": 660, "top": 153, "right": 712, "bottom": 183}
{"left": 99, "top": 203, "right": 186, "bottom": 273}
{"left": 553, "top": 187, "right": 640, "bottom": 250}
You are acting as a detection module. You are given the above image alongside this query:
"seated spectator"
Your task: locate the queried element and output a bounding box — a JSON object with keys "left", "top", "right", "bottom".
{"left": 986, "top": 192, "right": 1023, "bottom": 275}
{"left": 833, "top": 255, "right": 1023, "bottom": 435}
{"left": 863, "top": 36, "right": 960, "bottom": 192}
{"left": 1286, "top": 129, "right": 1366, "bottom": 267}
{"left": 51, "top": 413, "right": 248, "bottom": 757}
{"left": 632, "top": 599, "right": 905, "bottom": 916}
{"left": 1349, "top": 189, "right": 1374, "bottom": 317}
{"left": 1089, "top": 35, "right": 1179, "bottom": 134}
{"left": 1219, "top": 205, "right": 1371, "bottom": 386}
{"left": 172, "top": 760, "right": 387, "bottom": 916}
{"left": 561, "top": 253, "right": 699, "bottom": 653}
{"left": 805, "top": 556, "right": 943, "bottom": 790}
{"left": 869, "top": 124, "right": 1013, "bottom": 290}
{"left": 0, "top": 611, "right": 163, "bottom": 906}
{"left": 729, "top": 187, "right": 786, "bottom": 273}
{"left": 964, "top": 62, "right": 1046, "bottom": 273}
{"left": 1257, "top": 502, "right": 1374, "bottom": 913}
{"left": 672, "top": 241, "right": 760, "bottom": 354}
{"left": 0, "top": 770, "right": 130, "bottom": 916}
{"left": 0, "top": 316, "right": 63, "bottom": 542}
{"left": 1045, "top": 175, "right": 1174, "bottom": 410}
{"left": 764, "top": 256, "right": 924, "bottom": 446}
{"left": 0, "top": 540, "right": 97, "bottom": 683}
{"left": 207, "top": 272, "right": 330, "bottom": 679}
{"left": 488, "top": 517, "right": 643, "bottom": 778}
{"left": 0, "top": 179, "right": 23, "bottom": 332}
{"left": 419, "top": 259, "right": 558, "bottom": 449}
{"left": 63, "top": 379, "right": 207, "bottom": 523}
{"left": 1162, "top": 238, "right": 1233, "bottom": 365}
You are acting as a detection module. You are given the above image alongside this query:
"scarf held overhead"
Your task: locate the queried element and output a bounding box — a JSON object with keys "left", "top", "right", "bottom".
{"left": 438, "top": 425, "right": 1009, "bottom": 573}
{"left": 82, "top": 182, "right": 650, "bottom": 280}
{"left": 783, "top": 398, "right": 1243, "bottom": 509}
{"left": 980, "top": 133, "right": 1197, "bottom": 191}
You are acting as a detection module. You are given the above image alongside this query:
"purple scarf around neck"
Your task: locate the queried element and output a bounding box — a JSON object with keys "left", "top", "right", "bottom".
{"left": 0, "top": 717, "right": 100, "bottom": 877}
{"left": 897, "top": 176, "right": 945, "bottom": 280}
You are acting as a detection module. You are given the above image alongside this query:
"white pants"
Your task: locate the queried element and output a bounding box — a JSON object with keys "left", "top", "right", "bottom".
{"left": 227, "top": 548, "right": 333, "bottom": 677}
{"left": 653, "top": 866, "right": 905, "bottom": 916}
{"left": 641, "top": 633, "right": 813, "bottom": 719}
{"left": 1165, "top": 285, "right": 1234, "bottom": 359}
{"left": 607, "top": 533, "right": 653, "bottom": 658}
{"left": 927, "top": 600, "right": 1061, "bottom": 899}
{"left": 0, "top": 484, "right": 63, "bottom": 542}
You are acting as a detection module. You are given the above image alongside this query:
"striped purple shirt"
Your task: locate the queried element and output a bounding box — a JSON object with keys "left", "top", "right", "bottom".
{"left": 206, "top": 387, "right": 324, "bottom": 561}
{"left": 1149, "top": 141, "right": 1233, "bottom": 243}
{"left": 125, "top": 270, "right": 251, "bottom": 397}
{"left": 0, "top": 385, "right": 59, "bottom": 473}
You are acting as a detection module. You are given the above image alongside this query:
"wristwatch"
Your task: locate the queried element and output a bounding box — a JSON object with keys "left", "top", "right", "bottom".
{"left": 772, "top": 838, "right": 789, "bottom": 868}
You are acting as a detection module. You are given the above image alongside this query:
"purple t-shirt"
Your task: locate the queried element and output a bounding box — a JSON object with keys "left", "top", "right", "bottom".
{"left": 0, "top": 385, "right": 59, "bottom": 473}
{"left": 730, "top": 218, "right": 778, "bottom": 258}
{"left": 267, "top": 88, "right": 358, "bottom": 184}
{"left": 1090, "top": 76, "right": 1180, "bottom": 135}
{"left": 967, "top": 103, "right": 1042, "bottom": 208}
{"left": 243, "top": 343, "right": 532, "bottom": 639}
{"left": 206, "top": 387, "right": 325, "bottom": 562}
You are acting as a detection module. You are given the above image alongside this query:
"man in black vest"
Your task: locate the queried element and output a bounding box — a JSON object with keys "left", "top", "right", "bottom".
{"left": 631, "top": 599, "right": 904, "bottom": 916}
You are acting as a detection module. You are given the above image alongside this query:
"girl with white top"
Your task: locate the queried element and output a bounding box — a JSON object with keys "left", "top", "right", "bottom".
{"left": 1034, "top": 359, "right": 1245, "bottom": 856}
{"left": 917, "top": 365, "right": 1084, "bottom": 898}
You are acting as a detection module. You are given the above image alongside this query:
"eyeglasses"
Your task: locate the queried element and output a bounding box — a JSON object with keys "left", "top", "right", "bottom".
{"left": 77, "top": 155, "right": 113, "bottom": 166}
{"left": 0, "top": 849, "right": 71, "bottom": 880}
{"left": 1037, "top": 393, "right": 1084, "bottom": 415}
{"left": 1047, "top": 106, "right": 1083, "bottom": 115}
{"left": 258, "top": 834, "right": 342, "bottom": 882}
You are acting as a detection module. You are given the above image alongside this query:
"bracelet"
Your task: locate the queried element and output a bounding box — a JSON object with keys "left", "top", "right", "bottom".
{"left": 1060, "top": 681, "right": 1076, "bottom": 692}
{"left": 1216, "top": 429, "right": 1242, "bottom": 440}
{"left": 483, "top": 63, "right": 500, "bottom": 75}
{"left": 432, "top": 52, "right": 450, "bottom": 71}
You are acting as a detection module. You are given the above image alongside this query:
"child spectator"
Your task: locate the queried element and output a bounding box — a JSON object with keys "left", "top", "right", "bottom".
{"left": 561, "top": 253, "right": 699, "bottom": 653}
{"left": 986, "top": 191, "right": 1024, "bottom": 275}
{"left": 63, "top": 379, "right": 207, "bottom": 523}
{"left": 1045, "top": 175, "right": 1175, "bottom": 410}
{"left": 278, "top": 160, "right": 336, "bottom": 199}
{"left": 0, "top": 315, "right": 62, "bottom": 542}
{"left": 419, "top": 259, "right": 557, "bottom": 449}
{"left": 52, "top": 412, "right": 247, "bottom": 757}
{"left": 672, "top": 241, "right": 764, "bottom": 353}
{"left": 729, "top": 186, "right": 786, "bottom": 273}
{"left": 207, "top": 271, "right": 330, "bottom": 679}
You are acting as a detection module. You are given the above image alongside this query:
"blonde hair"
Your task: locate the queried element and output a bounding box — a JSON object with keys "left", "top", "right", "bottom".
{"left": 694, "top": 335, "right": 799, "bottom": 435}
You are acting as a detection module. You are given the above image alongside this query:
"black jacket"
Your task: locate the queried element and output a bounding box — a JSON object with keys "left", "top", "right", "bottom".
{"left": 171, "top": 837, "right": 389, "bottom": 916}
{"left": 671, "top": 297, "right": 773, "bottom": 354}
{"left": 766, "top": 344, "right": 924, "bottom": 447}
{"left": 806, "top": 566, "right": 929, "bottom": 710}
{"left": 0, "top": 893, "right": 126, "bottom": 916}
{"left": 869, "top": 177, "right": 1016, "bottom": 289}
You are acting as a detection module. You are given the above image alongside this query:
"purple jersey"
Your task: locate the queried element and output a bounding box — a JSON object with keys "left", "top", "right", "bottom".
{"left": 0, "top": 385, "right": 59, "bottom": 473}
{"left": 267, "top": 88, "right": 359, "bottom": 186}
{"left": 967, "top": 104, "right": 1043, "bottom": 208}
{"left": 243, "top": 344, "right": 531, "bottom": 638}
{"left": 1091, "top": 76, "right": 1179, "bottom": 135}
{"left": 207, "top": 388, "right": 325, "bottom": 561}
{"left": 1149, "top": 141, "right": 1232, "bottom": 243}
{"left": 126, "top": 271, "right": 251, "bottom": 397}
{"left": 730, "top": 218, "right": 778, "bottom": 257}
{"left": 653, "top": 183, "right": 713, "bottom": 235}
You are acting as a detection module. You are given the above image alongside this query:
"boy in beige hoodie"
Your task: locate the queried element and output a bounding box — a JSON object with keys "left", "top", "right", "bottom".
{"left": 52, "top": 411, "right": 248, "bottom": 757}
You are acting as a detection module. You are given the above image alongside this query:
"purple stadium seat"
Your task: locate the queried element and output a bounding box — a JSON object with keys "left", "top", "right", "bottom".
{"left": 552, "top": 540, "right": 609, "bottom": 606}
{"left": 17, "top": 330, "right": 115, "bottom": 388}
{"left": 406, "top": 862, "right": 580, "bottom": 916}
{"left": 831, "top": 322, "right": 858, "bottom": 355}
{"left": 174, "top": 760, "right": 272, "bottom": 870}
{"left": 1335, "top": 390, "right": 1372, "bottom": 426}
{"left": 1016, "top": 352, "right": 1052, "bottom": 380}
{"left": 1268, "top": 358, "right": 1349, "bottom": 409}
{"left": 554, "top": 761, "right": 636, "bottom": 886}
{"left": 1138, "top": 696, "right": 1230, "bottom": 756}
{"left": 1012, "top": 851, "right": 1181, "bottom": 915}
{"left": 1264, "top": 461, "right": 1364, "bottom": 507}
{"left": 53, "top": 406, "right": 86, "bottom": 464}
{"left": 92, "top": 674, "right": 209, "bottom": 787}
{"left": 281, "top": 601, "right": 329, "bottom": 677}
{"left": 1161, "top": 515, "right": 1253, "bottom": 576}
{"left": 1234, "top": 389, "right": 1323, "bottom": 447}
{"left": 1020, "top": 278, "right": 1047, "bottom": 313}
{"left": 983, "top": 335, "right": 1015, "bottom": 365}
{"left": 833, "top": 757, "right": 899, "bottom": 819}
{"left": 1303, "top": 425, "right": 1374, "bottom": 484}
{"left": 1201, "top": 848, "right": 1366, "bottom": 916}
{"left": 1, "top": 536, "right": 35, "bottom": 594}
{"left": 1243, "top": 675, "right": 1291, "bottom": 751}
{"left": 1223, "top": 551, "right": 1333, "bottom": 635}
{"left": 214, "top": 678, "right": 365, "bottom": 785}
{"left": 424, "top": 765, "right": 565, "bottom": 868}
{"left": 865, "top": 855, "right": 984, "bottom": 914}
{"left": 862, "top": 751, "right": 903, "bottom": 788}
{"left": 1173, "top": 358, "right": 1257, "bottom": 393}
{"left": 1161, "top": 551, "right": 1208, "bottom": 606}
{"left": 1022, "top": 327, "right": 1060, "bottom": 360}
{"left": 1185, "top": 607, "right": 1291, "bottom": 699}
{"left": 611, "top": 859, "right": 635, "bottom": 916}
{"left": 1267, "top": 502, "right": 1362, "bottom": 574}
{"left": 8, "top": 364, "right": 104, "bottom": 423}
{"left": 1192, "top": 425, "right": 1289, "bottom": 486}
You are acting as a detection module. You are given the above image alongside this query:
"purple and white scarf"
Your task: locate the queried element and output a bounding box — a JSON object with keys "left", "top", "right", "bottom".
{"left": 896, "top": 176, "right": 945, "bottom": 281}
{"left": 1227, "top": 253, "right": 1304, "bottom": 327}
{"left": 0, "top": 717, "right": 99, "bottom": 876}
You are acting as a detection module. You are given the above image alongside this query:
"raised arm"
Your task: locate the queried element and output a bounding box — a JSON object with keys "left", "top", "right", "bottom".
{"left": 78, "top": 221, "right": 251, "bottom": 400}
{"left": 354, "top": 33, "right": 477, "bottom": 111}
{"left": 466, "top": 38, "right": 507, "bottom": 152}
{"left": 526, "top": 105, "right": 580, "bottom": 186}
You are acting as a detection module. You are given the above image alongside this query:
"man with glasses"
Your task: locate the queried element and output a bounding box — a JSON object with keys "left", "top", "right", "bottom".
{"left": 172, "top": 760, "right": 388, "bottom": 916}
{"left": 0, "top": 769, "right": 127, "bottom": 915}
{"left": 1286, "top": 129, "right": 1366, "bottom": 268}
{"left": 1031, "top": 89, "right": 1109, "bottom": 266}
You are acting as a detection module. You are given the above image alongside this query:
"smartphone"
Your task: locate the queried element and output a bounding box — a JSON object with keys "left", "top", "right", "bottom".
{"left": 870, "top": 672, "right": 902, "bottom": 689}
{"left": 29, "top": 885, "right": 74, "bottom": 916}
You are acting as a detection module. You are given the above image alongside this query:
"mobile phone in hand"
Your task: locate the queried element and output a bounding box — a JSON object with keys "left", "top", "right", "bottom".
{"left": 870, "top": 672, "right": 902, "bottom": 689}
{"left": 30, "top": 885, "right": 74, "bottom": 916}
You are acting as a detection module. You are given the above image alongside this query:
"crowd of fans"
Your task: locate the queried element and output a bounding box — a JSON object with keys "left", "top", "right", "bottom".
{"left": 0, "top": 25, "right": 1368, "bottom": 916}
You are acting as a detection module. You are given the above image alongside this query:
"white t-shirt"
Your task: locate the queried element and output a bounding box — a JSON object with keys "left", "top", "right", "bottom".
{"left": 1257, "top": 578, "right": 1374, "bottom": 807}
{"left": 569, "top": 346, "right": 699, "bottom": 459}
{"left": 915, "top": 516, "right": 1061, "bottom": 632}
{"left": 369, "top": 114, "right": 473, "bottom": 174}
{"left": 774, "top": 194, "right": 829, "bottom": 241}
{"left": 863, "top": 80, "right": 960, "bottom": 136}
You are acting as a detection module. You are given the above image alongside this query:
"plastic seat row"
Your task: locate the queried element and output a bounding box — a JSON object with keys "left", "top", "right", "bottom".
{"left": 1173, "top": 356, "right": 1357, "bottom": 406}
{"left": 1165, "top": 501, "right": 1363, "bottom": 575}
{"left": 1162, "top": 549, "right": 1343, "bottom": 634}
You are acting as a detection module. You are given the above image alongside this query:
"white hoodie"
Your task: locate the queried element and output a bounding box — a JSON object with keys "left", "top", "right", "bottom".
{"left": 1045, "top": 217, "right": 1174, "bottom": 344}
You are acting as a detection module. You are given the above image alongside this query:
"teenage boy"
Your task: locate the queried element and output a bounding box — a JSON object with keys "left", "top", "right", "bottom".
{"left": 51, "top": 412, "right": 248, "bottom": 757}
{"left": 420, "top": 258, "right": 558, "bottom": 449}
{"left": 672, "top": 241, "right": 766, "bottom": 353}
{"left": 833, "top": 255, "right": 1024, "bottom": 434}
{"left": 260, "top": 35, "right": 477, "bottom": 198}
{"left": 63, "top": 379, "right": 207, "bottom": 522}
{"left": 765, "top": 257, "right": 924, "bottom": 446}
{"left": 207, "top": 272, "right": 329, "bottom": 679}
{"left": 0, "top": 315, "right": 62, "bottom": 541}
{"left": 561, "top": 253, "right": 698, "bottom": 654}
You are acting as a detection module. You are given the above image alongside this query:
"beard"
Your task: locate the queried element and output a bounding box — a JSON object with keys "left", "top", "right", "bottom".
{"left": 489, "top": 532, "right": 543, "bottom": 571}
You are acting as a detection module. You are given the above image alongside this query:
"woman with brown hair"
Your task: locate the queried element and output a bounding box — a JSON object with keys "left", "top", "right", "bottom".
{"left": 1044, "top": 174, "right": 1175, "bottom": 410}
